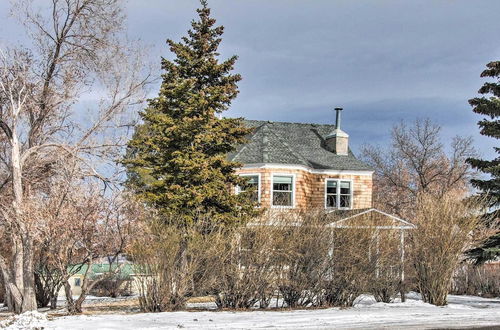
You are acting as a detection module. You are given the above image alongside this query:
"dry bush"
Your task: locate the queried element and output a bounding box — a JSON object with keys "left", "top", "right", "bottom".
{"left": 27, "top": 176, "right": 140, "bottom": 313}
{"left": 321, "top": 211, "right": 408, "bottom": 307}
{"left": 131, "top": 223, "right": 190, "bottom": 312}
{"left": 273, "top": 211, "right": 332, "bottom": 308}
{"left": 207, "top": 224, "right": 283, "bottom": 309}
{"left": 451, "top": 263, "right": 500, "bottom": 297}
{"left": 408, "top": 193, "right": 493, "bottom": 306}
{"left": 367, "top": 230, "right": 404, "bottom": 303}
{"left": 131, "top": 209, "right": 411, "bottom": 311}
{"left": 207, "top": 210, "right": 407, "bottom": 310}
{"left": 89, "top": 275, "right": 132, "bottom": 298}
{"left": 130, "top": 219, "right": 219, "bottom": 312}
{"left": 321, "top": 227, "right": 375, "bottom": 307}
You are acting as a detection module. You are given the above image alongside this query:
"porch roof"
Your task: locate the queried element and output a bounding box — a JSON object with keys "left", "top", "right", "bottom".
{"left": 326, "top": 208, "right": 415, "bottom": 230}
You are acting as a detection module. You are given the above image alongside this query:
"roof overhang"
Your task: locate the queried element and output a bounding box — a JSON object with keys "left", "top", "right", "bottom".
{"left": 239, "top": 163, "right": 374, "bottom": 176}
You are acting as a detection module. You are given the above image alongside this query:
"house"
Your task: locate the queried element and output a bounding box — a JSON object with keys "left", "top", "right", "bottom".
{"left": 229, "top": 109, "right": 373, "bottom": 210}
{"left": 229, "top": 112, "right": 414, "bottom": 285}
{"left": 60, "top": 263, "right": 140, "bottom": 297}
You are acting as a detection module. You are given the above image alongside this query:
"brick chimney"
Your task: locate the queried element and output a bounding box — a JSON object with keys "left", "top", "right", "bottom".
{"left": 325, "top": 107, "right": 349, "bottom": 155}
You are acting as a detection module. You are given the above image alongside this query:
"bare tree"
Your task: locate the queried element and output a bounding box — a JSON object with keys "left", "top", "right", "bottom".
{"left": 361, "top": 118, "right": 476, "bottom": 218}
{"left": 26, "top": 168, "right": 140, "bottom": 314}
{"left": 0, "top": 0, "right": 150, "bottom": 313}
{"left": 61, "top": 187, "right": 139, "bottom": 314}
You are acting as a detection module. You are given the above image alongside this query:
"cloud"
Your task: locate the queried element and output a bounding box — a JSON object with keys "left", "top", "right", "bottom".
{"left": 1, "top": 0, "right": 499, "bottom": 159}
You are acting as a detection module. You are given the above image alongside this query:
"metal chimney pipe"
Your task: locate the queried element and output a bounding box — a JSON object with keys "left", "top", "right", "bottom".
{"left": 334, "top": 107, "right": 343, "bottom": 129}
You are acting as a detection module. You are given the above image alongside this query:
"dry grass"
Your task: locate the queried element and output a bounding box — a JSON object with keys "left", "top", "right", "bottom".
{"left": 187, "top": 296, "right": 215, "bottom": 303}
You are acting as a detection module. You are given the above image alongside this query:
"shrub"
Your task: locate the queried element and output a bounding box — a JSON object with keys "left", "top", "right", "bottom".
{"left": 130, "top": 221, "right": 216, "bottom": 312}
{"left": 275, "top": 211, "right": 332, "bottom": 308}
{"left": 408, "top": 193, "right": 492, "bottom": 306}
{"left": 451, "top": 263, "right": 500, "bottom": 297}
{"left": 368, "top": 231, "right": 403, "bottom": 303}
{"left": 209, "top": 223, "right": 283, "bottom": 309}
{"left": 370, "top": 269, "right": 401, "bottom": 303}
{"left": 131, "top": 208, "right": 412, "bottom": 311}
{"left": 321, "top": 227, "right": 374, "bottom": 307}
{"left": 89, "top": 276, "right": 132, "bottom": 298}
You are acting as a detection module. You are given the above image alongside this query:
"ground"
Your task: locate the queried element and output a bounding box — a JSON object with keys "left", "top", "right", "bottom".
{"left": 1, "top": 293, "right": 500, "bottom": 329}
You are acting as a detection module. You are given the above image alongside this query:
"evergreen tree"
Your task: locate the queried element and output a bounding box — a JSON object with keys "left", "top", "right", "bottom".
{"left": 124, "top": 1, "right": 257, "bottom": 229}
{"left": 467, "top": 61, "right": 500, "bottom": 263}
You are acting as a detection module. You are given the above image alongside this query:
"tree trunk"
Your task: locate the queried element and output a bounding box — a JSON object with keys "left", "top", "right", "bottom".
{"left": 64, "top": 280, "right": 78, "bottom": 313}
{"left": 1, "top": 127, "right": 38, "bottom": 313}
{"left": 5, "top": 287, "right": 13, "bottom": 312}
{"left": 50, "top": 295, "right": 58, "bottom": 310}
{"left": 72, "top": 294, "right": 86, "bottom": 314}
{"left": 50, "top": 283, "right": 63, "bottom": 310}
{"left": 34, "top": 272, "right": 49, "bottom": 308}
{"left": 170, "top": 236, "right": 189, "bottom": 310}
{"left": 66, "top": 260, "right": 93, "bottom": 314}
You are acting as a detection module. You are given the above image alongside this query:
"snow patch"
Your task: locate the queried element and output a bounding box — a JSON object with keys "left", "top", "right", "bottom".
{"left": 353, "top": 293, "right": 435, "bottom": 309}
{"left": 0, "top": 311, "right": 48, "bottom": 330}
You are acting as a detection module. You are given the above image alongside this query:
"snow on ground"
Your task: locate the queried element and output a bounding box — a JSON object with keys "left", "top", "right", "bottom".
{"left": 57, "top": 294, "right": 139, "bottom": 306}
{"left": 0, "top": 311, "right": 47, "bottom": 330}
{"left": 7, "top": 293, "right": 500, "bottom": 330}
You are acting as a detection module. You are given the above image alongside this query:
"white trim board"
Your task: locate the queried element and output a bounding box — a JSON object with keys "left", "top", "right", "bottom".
{"left": 326, "top": 208, "right": 416, "bottom": 230}
{"left": 239, "top": 163, "right": 373, "bottom": 176}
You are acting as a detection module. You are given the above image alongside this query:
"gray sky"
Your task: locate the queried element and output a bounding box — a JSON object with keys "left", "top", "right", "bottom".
{"left": 1, "top": 0, "right": 499, "bottom": 158}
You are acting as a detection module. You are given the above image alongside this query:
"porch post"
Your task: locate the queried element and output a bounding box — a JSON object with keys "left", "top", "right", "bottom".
{"left": 375, "top": 229, "right": 380, "bottom": 278}
{"left": 400, "top": 229, "right": 406, "bottom": 302}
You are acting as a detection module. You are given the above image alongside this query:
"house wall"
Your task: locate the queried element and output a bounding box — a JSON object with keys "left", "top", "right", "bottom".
{"left": 58, "top": 274, "right": 143, "bottom": 297}
{"left": 58, "top": 274, "right": 84, "bottom": 297}
{"left": 236, "top": 166, "right": 372, "bottom": 210}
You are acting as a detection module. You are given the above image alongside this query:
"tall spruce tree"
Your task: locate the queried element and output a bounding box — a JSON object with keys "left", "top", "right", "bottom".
{"left": 124, "top": 1, "right": 256, "bottom": 229}
{"left": 467, "top": 61, "right": 500, "bottom": 263}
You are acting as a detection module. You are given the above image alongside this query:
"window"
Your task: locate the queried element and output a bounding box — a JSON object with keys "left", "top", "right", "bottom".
{"left": 236, "top": 174, "right": 260, "bottom": 204}
{"left": 74, "top": 278, "right": 81, "bottom": 287}
{"left": 339, "top": 181, "right": 351, "bottom": 208}
{"left": 272, "top": 175, "right": 294, "bottom": 207}
{"left": 326, "top": 180, "right": 338, "bottom": 208}
{"left": 325, "top": 179, "right": 352, "bottom": 209}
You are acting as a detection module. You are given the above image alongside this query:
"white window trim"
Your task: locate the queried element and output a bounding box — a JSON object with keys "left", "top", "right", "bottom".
{"left": 236, "top": 173, "right": 261, "bottom": 205}
{"left": 324, "top": 178, "right": 353, "bottom": 210}
{"left": 271, "top": 173, "right": 296, "bottom": 209}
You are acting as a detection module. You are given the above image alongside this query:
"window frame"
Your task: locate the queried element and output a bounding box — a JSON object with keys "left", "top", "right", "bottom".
{"left": 324, "top": 178, "right": 353, "bottom": 210}
{"left": 235, "top": 173, "right": 261, "bottom": 205}
{"left": 271, "top": 173, "right": 296, "bottom": 208}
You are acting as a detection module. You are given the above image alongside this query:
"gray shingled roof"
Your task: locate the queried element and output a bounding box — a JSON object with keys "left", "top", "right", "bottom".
{"left": 228, "top": 120, "right": 373, "bottom": 171}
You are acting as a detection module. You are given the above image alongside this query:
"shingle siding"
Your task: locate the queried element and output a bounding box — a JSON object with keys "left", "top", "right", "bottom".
{"left": 237, "top": 167, "right": 372, "bottom": 210}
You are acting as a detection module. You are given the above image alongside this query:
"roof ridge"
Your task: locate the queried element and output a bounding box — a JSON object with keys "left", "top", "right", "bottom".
{"left": 230, "top": 122, "right": 266, "bottom": 162}
{"left": 261, "top": 124, "right": 270, "bottom": 163}
{"left": 245, "top": 119, "right": 335, "bottom": 127}
{"left": 265, "top": 123, "right": 312, "bottom": 167}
